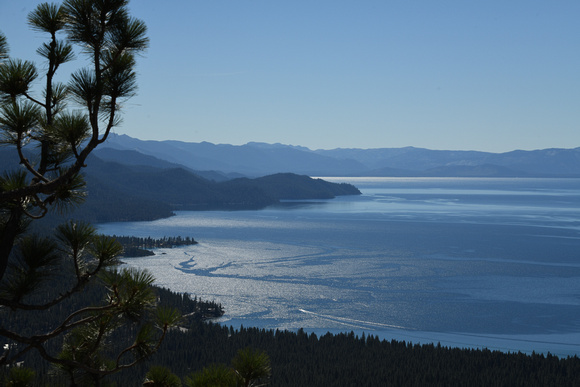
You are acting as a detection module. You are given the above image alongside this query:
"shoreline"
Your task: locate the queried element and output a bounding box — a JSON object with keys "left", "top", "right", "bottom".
{"left": 219, "top": 317, "right": 580, "bottom": 358}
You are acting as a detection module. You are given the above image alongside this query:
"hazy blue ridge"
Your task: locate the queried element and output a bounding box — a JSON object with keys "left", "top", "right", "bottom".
{"left": 102, "top": 134, "right": 580, "bottom": 177}
{"left": 94, "top": 147, "right": 234, "bottom": 181}
{"left": 100, "top": 135, "right": 366, "bottom": 176}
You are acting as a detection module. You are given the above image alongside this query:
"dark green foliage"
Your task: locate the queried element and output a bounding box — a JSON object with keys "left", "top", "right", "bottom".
{"left": 185, "top": 364, "right": 237, "bottom": 387}
{"left": 120, "top": 246, "right": 156, "bottom": 258}
{"left": 2, "top": 2, "right": 193, "bottom": 384}
{"left": 144, "top": 365, "right": 182, "bottom": 387}
{"left": 0, "top": 282, "right": 222, "bottom": 386}
{"left": 231, "top": 347, "right": 271, "bottom": 387}
{"left": 115, "top": 235, "right": 198, "bottom": 250}
{"left": 0, "top": 31, "right": 7, "bottom": 62}
{"left": 3, "top": 366, "right": 35, "bottom": 386}
{"left": 0, "top": 0, "right": 152, "bottom": 282}
{"left": 184, "top": 347, "right": 271, "bottom": 387}
{"left": 3, "top": 282, "right": 579, "bottom": 386}
{"left": 138, "top": 324, "right": 580, "bottom": 387}
{"left": 108, "top": 235, "right": 198, "bottom": 257}
{"left": 1, "top": 235, "right": 60, "bottom": 302}
{"left": 0, "top": 222, "right": 182, "bottom": 384}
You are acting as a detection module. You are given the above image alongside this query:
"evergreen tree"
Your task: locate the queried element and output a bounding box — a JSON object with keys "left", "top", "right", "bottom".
{"left": 144, "top": 365, "right": 183, "bottom": 387}
{"left": 0, "top": 32, "right": 7, "bottom": 62}
{"left": 231, "top": 348, "right": 271, "bottom": 387}
{"left": 0, "top": 1, "right": 180, "bottom": 384}
{"left": 185, "top": 364, "right": 237, "bottom": 387}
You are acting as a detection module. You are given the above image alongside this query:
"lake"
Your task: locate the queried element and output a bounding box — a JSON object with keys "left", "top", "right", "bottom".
{"left": 97, "top": 177, "right": 580, "bottom": 357}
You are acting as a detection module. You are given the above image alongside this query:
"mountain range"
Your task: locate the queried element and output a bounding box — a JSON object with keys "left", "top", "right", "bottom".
{"left": 4, "top": 135, "right": 579, "bottom": 224}
{"left": 99, "top": 134, "right": 580, "bottom": 178}
{"left": 0, "top": 144, "right": 361, "bottom": 224}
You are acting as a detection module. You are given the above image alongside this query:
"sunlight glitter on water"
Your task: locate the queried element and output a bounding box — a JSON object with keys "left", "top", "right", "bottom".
{"left": 99, "top": 178, "right": 580, "bottom": 356}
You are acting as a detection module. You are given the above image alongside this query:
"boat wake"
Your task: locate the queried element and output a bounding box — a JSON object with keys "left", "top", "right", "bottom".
{"left": 298, "top": 309, "right": 580, "bottom": 356}
{"left": 298, "top": 309, "right": 411, "bottom": 330}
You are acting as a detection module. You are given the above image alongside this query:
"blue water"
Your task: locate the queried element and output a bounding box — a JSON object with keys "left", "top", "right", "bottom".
{"left": 97, "top": 178, "right": 580, "bottom": 356}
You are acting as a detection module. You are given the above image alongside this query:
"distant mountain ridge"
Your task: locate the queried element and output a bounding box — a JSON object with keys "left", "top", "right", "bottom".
{"left": 100, "top": 134, "right": 580, "bottom": 177}
{"left": 0, "top": 146, "right": 361, "bottom": 223}
{"left": 99, "top": 135, "right": 366, "bottom": 176}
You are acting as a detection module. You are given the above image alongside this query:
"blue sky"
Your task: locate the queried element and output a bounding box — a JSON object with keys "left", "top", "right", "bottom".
{"left": 1, "top": 1, "right": 579, "bottom": 152}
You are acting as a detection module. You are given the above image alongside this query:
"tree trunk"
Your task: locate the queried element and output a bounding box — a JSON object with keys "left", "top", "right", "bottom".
{"left": 0, "top": 207, "right": 23, "bottom": 281}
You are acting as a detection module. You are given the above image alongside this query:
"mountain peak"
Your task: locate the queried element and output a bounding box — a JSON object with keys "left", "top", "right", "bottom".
{"left": 246, "top": 142, "right": 311, "bottom": 152}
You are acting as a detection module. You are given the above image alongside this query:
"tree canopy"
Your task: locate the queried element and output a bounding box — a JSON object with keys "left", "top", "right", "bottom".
{"left": 0, "top": 1, "right": 181, "bottom": 384}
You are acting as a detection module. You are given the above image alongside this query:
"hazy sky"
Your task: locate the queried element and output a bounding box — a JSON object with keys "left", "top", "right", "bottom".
{"left": 1, "top": 1, "right": 579, "bottom": 152}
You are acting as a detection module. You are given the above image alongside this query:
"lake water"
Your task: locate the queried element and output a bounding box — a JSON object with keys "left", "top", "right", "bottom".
{"left": 97, "top": 177, "right": 580, "bottom": 357}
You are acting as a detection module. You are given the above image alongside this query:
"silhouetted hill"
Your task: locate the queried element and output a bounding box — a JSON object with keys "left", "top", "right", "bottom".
{"left": 84, "top": 156, "right": 274, "bottom": 213}
{"left": 79, "top": 173, "right": 175, "bottom": 222}
{"left": 81, "top": 155, "right": 360, "bottom": 220}
{"left": 0, "top": 147, "right": 360, "bottom": 223}
{"left": 225, "top": 173, "right": 361, "bottom": 200}
{"left": 102, "top": 134, "right": 580, "bottom": 177}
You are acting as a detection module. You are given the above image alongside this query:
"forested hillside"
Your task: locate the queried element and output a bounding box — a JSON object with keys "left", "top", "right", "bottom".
{"left": 11, "top": 151, "right": 360, "bottom": 225}
{"left": 131, "top": 323, "right": 580, "bottom": 387}
{"left": 0, "top": 282, "right": 223, "bottom": 386}
{"left": 10, "top": 299, "right": 580, "bottom": 386}
{"left": 77, "top": 155, "right": 361, "bottom": 221}
{"left": 1, "top": 146, "right": 361, "bottom": 224}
